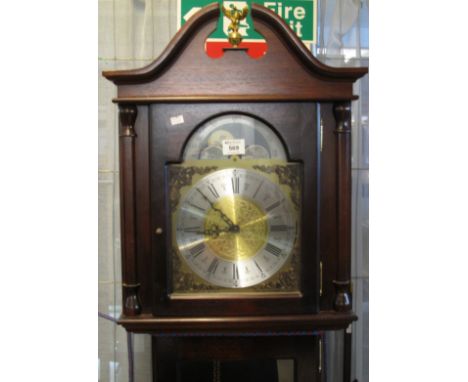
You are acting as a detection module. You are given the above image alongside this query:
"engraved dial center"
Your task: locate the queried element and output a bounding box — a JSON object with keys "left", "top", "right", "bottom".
{"left": 204, "top": 196, "right": 268, "bottom": 262}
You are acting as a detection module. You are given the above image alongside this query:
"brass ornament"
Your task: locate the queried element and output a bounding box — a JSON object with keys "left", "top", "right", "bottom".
{"left": 252, "top": 164, "right": 302, "bottom": 210}
{"left": 259, "top": 244, "right": 299, "bottom": 291}
{"left": 168, "top": 165, "right": 218, "bottom": 212}
{"left": 222, "top": 4, "right": 249, "bottom": 47}
{"left": 172, "top": 249, "right": 219, "bottom": 292}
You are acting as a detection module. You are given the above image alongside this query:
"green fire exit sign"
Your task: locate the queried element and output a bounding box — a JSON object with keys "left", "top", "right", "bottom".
{"left": 177, "top": 0, "right": 317, "bottom": 45}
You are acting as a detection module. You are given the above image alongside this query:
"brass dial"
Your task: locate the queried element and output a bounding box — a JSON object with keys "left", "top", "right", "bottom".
{"left": 176, "top": 168, "right": 296, "bottom": 288}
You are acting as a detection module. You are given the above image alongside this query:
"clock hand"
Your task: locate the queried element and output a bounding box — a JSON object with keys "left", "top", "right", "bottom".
{"left": 196, "top": 188, "right": 238, "bottom": 229}
{"left": 194, "top": 225, "right": 232, "bottom": 238}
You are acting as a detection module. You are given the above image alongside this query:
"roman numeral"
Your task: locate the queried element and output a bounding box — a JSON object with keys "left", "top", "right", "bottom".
{"left": 231, "top": 176, "right": 240, "bottom": 194}
{"left": 188, "top": 202, "right": 206, "bottom": 212}
{"left": 254, "top": 260, "right": 265, "bottom": 277}
{"left": 207, "top": 258, "right": 219, "bottom": 275}
{"left": 252, "top": 181, "right": 263, "bottom": 199}
{"left": 207, "top": 183, "right": 219, "bottom": 199}
{"left": 265, "top": 200, "right": 282, "bottom": 213}
{"left": 196, "top": 188, "right": 213, "bottom": 205}
{"left": 189, "top": 242, "right": 205, "bottom": 258}
{"left": 232, "top": 263, "right": 239, "bottom": 280}
{"left": 264, "top": 243, "right": 282, "bottom": 257}
{"left": 270, "top": 225, "right": 290, "bottom": 232}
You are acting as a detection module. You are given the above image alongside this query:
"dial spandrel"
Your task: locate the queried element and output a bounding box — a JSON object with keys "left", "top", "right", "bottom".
{"left": 175, "top": 168, "right": 297, "bottom": 288}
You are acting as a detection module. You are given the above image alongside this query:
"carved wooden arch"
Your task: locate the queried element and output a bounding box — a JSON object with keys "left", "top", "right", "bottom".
{"left": 103, "top": 3, "right": 367, "bottom": 102}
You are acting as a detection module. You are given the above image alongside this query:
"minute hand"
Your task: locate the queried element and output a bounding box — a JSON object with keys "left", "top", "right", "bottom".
{"left": 196, "top": 188, "right": 236, "bottom": 228}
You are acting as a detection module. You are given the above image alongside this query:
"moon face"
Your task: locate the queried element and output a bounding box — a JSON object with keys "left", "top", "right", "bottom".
{"left": 175, "top": 168, "right": 296, "bottom": 288}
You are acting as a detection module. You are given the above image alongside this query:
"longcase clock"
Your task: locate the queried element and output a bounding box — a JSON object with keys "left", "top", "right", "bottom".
{"left": 103, "top": 3, "right": 367, "bottom": 381}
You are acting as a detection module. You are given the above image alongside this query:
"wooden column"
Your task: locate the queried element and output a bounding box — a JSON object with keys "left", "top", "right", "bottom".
{"left": 332, "top": 102, "right": 352, "bottom": 312}
{"left": 119, "top": 104, "right": 142, "bottom": 316}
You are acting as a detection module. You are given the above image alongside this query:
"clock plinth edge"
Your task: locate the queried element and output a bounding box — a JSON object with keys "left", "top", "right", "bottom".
{"left": 117, "top": 311, "right": 357, "bottom": 334}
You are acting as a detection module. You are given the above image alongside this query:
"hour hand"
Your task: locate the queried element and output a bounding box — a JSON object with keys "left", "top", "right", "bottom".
{"left": 196, "top": 188, "right": 237, "bottom": 228}
{"left": 196, "top": 225, "right": 231, "bottom": 238}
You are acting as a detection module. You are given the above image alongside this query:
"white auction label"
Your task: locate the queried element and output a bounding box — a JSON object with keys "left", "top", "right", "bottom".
{"left": 170, "top": 115, "right": 184, "bottom": 126}
{"left": 222, "top": 139, "right": 245, "bottom": 156}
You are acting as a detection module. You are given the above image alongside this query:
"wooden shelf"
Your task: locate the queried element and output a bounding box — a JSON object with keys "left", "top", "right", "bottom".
{"left": 118, "top": 311, "right": 357, "bottom": 334}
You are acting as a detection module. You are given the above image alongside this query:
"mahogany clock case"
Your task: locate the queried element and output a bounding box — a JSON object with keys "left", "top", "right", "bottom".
{"left": 103, "top": 3, "right": 367, "bottom": 333}
{"left": 117, "top": 101, "right": 353, "bottom": 324}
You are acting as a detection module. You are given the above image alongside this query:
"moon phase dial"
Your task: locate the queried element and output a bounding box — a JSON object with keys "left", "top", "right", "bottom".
{"left": 183, "top": 114, "right": 287, "bottom": 160}
{"left": 175, "top": 168, "right": 297, "bottom": 288}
